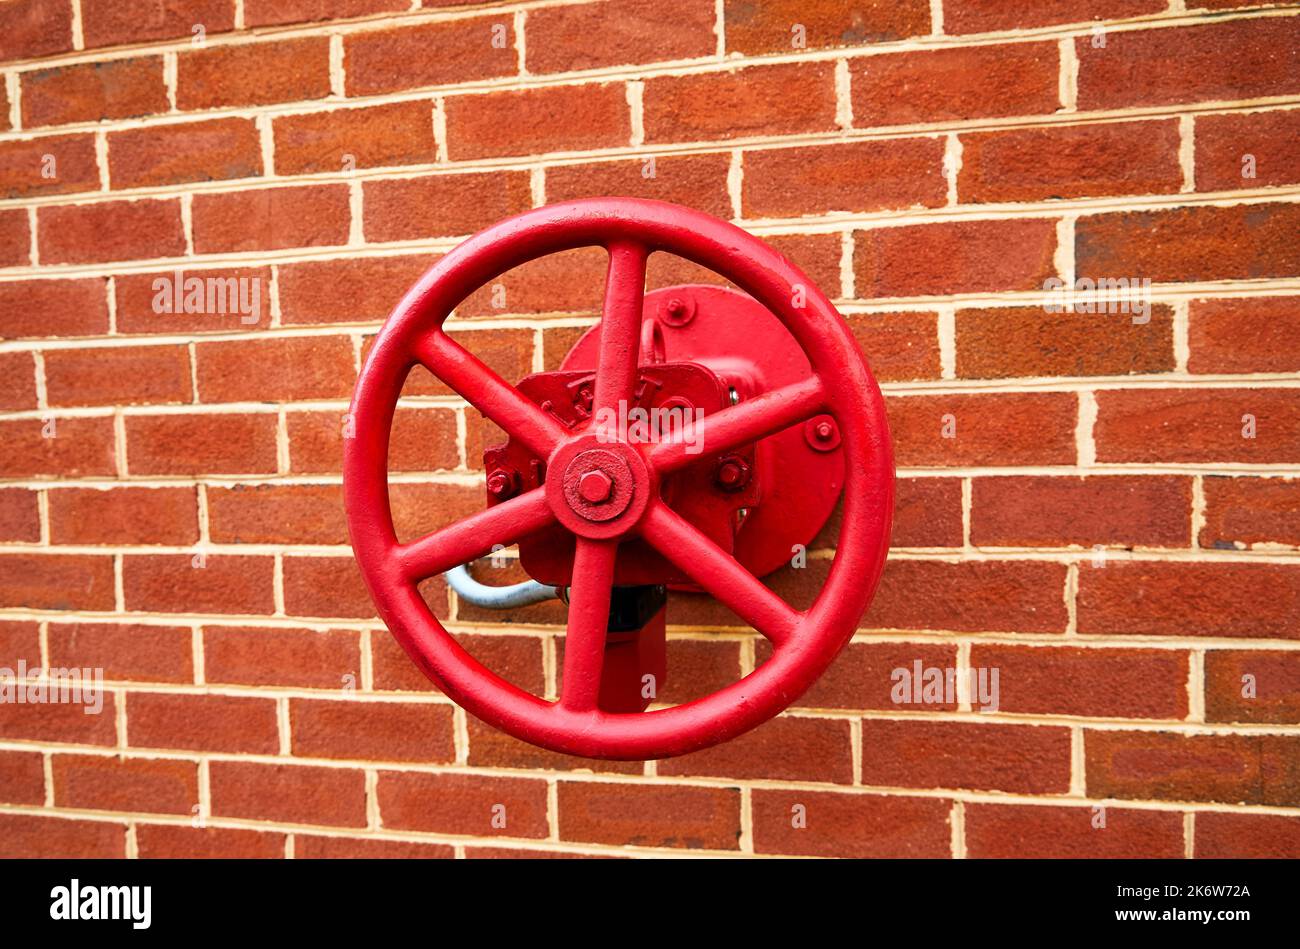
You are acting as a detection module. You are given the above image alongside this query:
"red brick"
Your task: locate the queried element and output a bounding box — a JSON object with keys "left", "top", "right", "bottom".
{"left": 399, "top": 328, "right": 533, "bottom": 398}
{"left": 753, "top": 789, "right": 950, "bottom": 858}
{"left": 44, "top": 344, "right": 192, "bottom": 407}
{"left": 851, "top": 43, "right": 1059, "bottom": 127}
{"left": 363, "top": 170, "right": 532, "bottom": 243}
{"left": 1196, "top": 108, "right": 1300, "bottom": 192}
{"left": 972, "top": 644, "right": 1189, "bottom": 719}
{"left": 0, "top": 553, "right": 115, "bottom": 611}
{"left": 108, "top": 118, "right": 262, "bottom": 189}
{"left": 1085, "top": 730, "right": 1300, "bottom": 806}
{"left": 743, "top": 139, "right": 946, "bottom": 218}
{"left": 1077, "top": 19, "right": 1300, "bottom": 110}
{"left": 345, "top": 17, "right": 514, "bottom": 95}
{"left": 966, "top": 803, "right": 1183, "bottom": 859}
{"left": 1200, "top": 476, "right": 1300, "bottom": 549}
{"left": 0, "top": 82, "right": 7, "bottom": 131}
{"left": 956, "top": 305, "right": 1174, "bottom": 379}
{"left": 842, "top": 312, "right": 942, "bottom": 383}
{"left": 127, "top": 692, "right": 279, "bottom": 754}
{"left": 0, "top": 620, "right": 41, "bottom": 667}
{"left": 122, "top": 553, "right": 276, "bottom": 615}
{"left": 1078, "top": 562, "right": 1300, "bottom": 639}
{"left": 861, "top": 720, "right": 1072, "bottom": 793}
{"left": 273, "top": 101, "right": 437, "bottom": 175}
{"left": 948, "top": 0, "right": 1163, "bottom": 33}
{"left": 192, "top": 184, "right": 350, "bottom": 254}
{"left": 856, "top": 219, "right": 1058, "bottom": 298}
{"left": 194, "top": 335, "right": 355, "bottom": 403}
{"left": 374, "top": 630, "right": 544, "bottom": 695}
{"left": 463, "top": 846, "right": 607, "bottom": 859}
{"left": 0, "top": 488, "right": 40, "bottom": 542}
{"left": 651, "top": 638, "right": 741, "bottom": 706}
{"left": 22, "top": 57, "right": 167, "bottom": 128}
{"left": 178, "top": 36, "right": 331, "bottom": 110}
{"left": 1076, "top": 203, "right": 1300, "bottom": 284}
{"left": 295, "top": 836, "right": 453, "bottom": 859}
{"left": 0, "top": 278, "right": 109, "bottom": 339}
{"left": 0, "top": 210, "right": 28, "bottom": 266}
{"left": 48, "top": 622, "right": 194, "bottom": 683}
{"left": 529, "top": 0, "right": 715, "bottom": 71}
{"left": 208, "top": 483, "right": 347, "bottom": 546}
{"left": 544, "top": 153, "right": 732, "bottom": 220}
{"left": 0, "top": 814, "right": 124, "bottom": 859}
{"left": 464, "top": 715, "right": 644, "bottom": 775}
{"left": 245, "top": 0, "right": 407, "bottom": 27}
{"left": 659, "top": 716, "right": 854, "bottom": 784}
{"left": 48, "top": 486, "right": 200, "bottom": 545}
{"left": 0, "top": 352, "right": 36, "bottom": 410}
{"left": 446, "top": 83, "right": 630, "bottom": 160}
{"left": 0, "top": 690, "right": 117, "bottom": 745}
{"left": 290, "top": 698, "right": 454, "bottom": 763}
{"left": 282, "top": 555, "right": 379, "bottom": 620}
{"left": 125, "top": 412, "right": 279, "bottom": 475}
{"left": 204, "top": 625, "right": 361, "bottom": 690}
{"left": 759, "top": 640, "right": 960, "bottom": 711}
{"left": 0, "top": 750, "right": 45, "bottom": 805}
{"left": 456, "top": 246, "right": 606, "bottom": 316}
{"left": 0, "top": 417, "right": 116, "bottom": 478}
{"left": 726, "top": 0, "right": 929, "bottom": 54}
{"left": 1205, "top": 650, "right": 1300, "bottom": 724}
{"left": 378, "top": 771, "right": 550, "bottom": 836}
{"left": 960, "top": 120, "right": 1182, "bottom": 203}
{"left": 317, "top": 407, "right": 459, "bottom": 473}
{"left": 886, "top": 478, "right": 964, "bottom": 547}
{"left": 278, "top": 254, "right": 430, "bottom": 325}
{"left": 557, "top": 782, "right": 741, "bottom": 850}
{"left": 0, "top": 0, "right": 73, "bottom": 60}
{"left": 81, "top": 0, "right": 235, "bottom": 48}
{"left": 115, "top": 267, "right": 271, "bottom": 334}
{"left": 971, "top": 475, "right": 1191, "bottom": 548}
{"left": 53, "top": 754, "right": 198, "bottom": 815}
{"left": 887, "top": 392, "right": 1077, "bottom": 467}
{"left": 644, "top": 62, "right": 837, "bottom": 144}
{"left": 1094, "top": 388, "right": 1300, "bottom": 464}
{"left": 867, "top": 559, "right": 1070, "bottom": 633}
{"left": 210, "top": 761, "right": 367, "bottom": 827}
{"left": 1195, "top": 812, "right": 1300, "bottom": 858}
{"left": 0, "top": 134, "right": 100, "bottom": 199}
{"left": 39, "top": 199, "right": 185, "bottom": 265}
{"left": 1188, "top": 297, "right": 1300, "bottom": 374}
{"left": 136, "top": 825, "right": 286, "bottom": 859}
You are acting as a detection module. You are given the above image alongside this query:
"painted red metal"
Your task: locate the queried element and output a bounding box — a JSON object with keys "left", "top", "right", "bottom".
{"left": 343, "top": 198, "right": 894, "bottom": 759}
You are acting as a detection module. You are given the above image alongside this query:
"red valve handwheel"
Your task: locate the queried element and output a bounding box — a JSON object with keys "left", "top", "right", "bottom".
{"left": 344, "top": 198, "right": 894, "bottom": 759}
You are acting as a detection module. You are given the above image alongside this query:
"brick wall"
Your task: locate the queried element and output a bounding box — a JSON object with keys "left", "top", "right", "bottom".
{"left": 1, "top": 0, "right": 1298, "bottom": 859}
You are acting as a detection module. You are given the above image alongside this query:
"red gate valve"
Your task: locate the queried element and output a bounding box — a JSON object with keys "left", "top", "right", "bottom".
{"left": 344, "top": 199, "right": 894, "bottom": 760}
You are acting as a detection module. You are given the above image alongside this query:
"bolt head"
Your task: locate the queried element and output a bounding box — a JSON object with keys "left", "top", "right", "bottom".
{"left": 715, "top": 456, "right": 750, "bottom": 491}
{"left": 486, "top": 469, "right": 515, "bottom": 498}
{"left": 814, "top": 421, "right": 835, "bottom": 441}
{"left": 578, "top": 469, "right": 613, "bottom": 503}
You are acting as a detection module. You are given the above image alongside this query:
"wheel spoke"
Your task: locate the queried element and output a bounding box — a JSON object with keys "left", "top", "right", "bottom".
{"left": 559, "top": 537, "right": 619, "bottom": 711}
{"left": 395, "top": 487, "right": 554, "bottom": 582}
{"left": 592, "top": 241, "right": 648, "bottom": 419}
{"left": 649, "top": 374, "right": 827, "bottom": 474}
{"left": 639, "top": 502, "right": 801, "bottom": 646}
{"left": 414, "top": 331, "right": 567, "bottom": 459}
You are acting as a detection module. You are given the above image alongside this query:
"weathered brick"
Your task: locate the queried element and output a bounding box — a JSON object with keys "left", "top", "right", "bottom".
{"left": 178, "top": 36, "right": 331, "bottom": 109}
{"left": 0, "top": 750, "right": 45, "bottom": 805}
{"left": 204, "top": 625, "right": 361, "bottom": 690}
{"left": 0, "top": 0, "right": 73, "bottom": 60}
{"left": 644, "top": 62, "right": 837, "bottom": 143}
{"left": 966, "top": 803, "right": 1183, "bottom": 858}
{"left": 38, "top": 199, "right": 186, "bottom": 265}
{"left": 125, "top": 413, "right": 279, "bottom": 475}
{"left": 44, "top": 344, "right": 192, "bottom": 407}
{"left": 81, "top": 0, "right": 235, "bottom": 49}
{"left": 52, "top": 754, "right": 198, "bottom": 815}
{"left": 971, "top": 475, "right": 1191, "bottom": 548}
{"left": 122, "top": 554, "right": 277, "bottom": 615}
{"left": 753, "top": 789, "right": 951, "bottom": 858}
{"left": 48, "top": 486, "right": 199, "bottom": 545}
{"left": 114, "top": 267, "right": 272, "bottom": 334}
{"left": 887, "top": 392, "right": 1077, "bottom": 467}
{"left": 0, "top": 278, "right": 109, "bottom": 339}
{"left": 363, "top": 170, "right": 532, "bottom": 242}
{"left": 1196, "top": 108, "right": 1300, "bottom": 192}
{"left": 209, "top": 760, "right": 367, "bottom": 827}
{"left": 851, "top": 43, "right": 1059, "bottom": 127}
{"left": 1205, "top": 650, "right": 1300, "bottom": 724}
{"left": 0, "top": 553, "right": 116, "bottom": 611}
{"left": 446, "top": 83, "right": 630, "bottom": 160}
{"left": 0, "top": 209, "right": 29, "bottom": 266}
{"left": 295, "top": 835, "right": 453, "bottom": 859}
{"left": 0, "top": 489, "right": 40, "bottom": 542}
{"left": 658, "top": 716, "right": 852, "bottom": 783}
{"left": 0, "top": 814, "right": 124, "bottom": 858}
{"left": 743, "top": 139, "right": 946, "bottom": 218}
{"left": 136, "top": 825, "right": 286, "bottom": 859}
{"left": 1200, "top": 476, "right": 1300, "bottom": 549}
{"left": 194, "top": 335, "right": 356, "bottom": 403}
{"left": 127, "top": 692, "right": 279, "bottom": 754}
{"left": 244, "top": 0, "right": 406, "bottom": 27}
{"left": 0, "top": 134, "right": 100, "bottom": 199}
{"left": 866, "top": 559, "right": 1070, "bottom": 633}
{"left": 378, "top": 771, "right": 549, "bottom": 836}
{"left": 273, "top": 101, "right": 437, "bottom": 175}
{"left": 529, "top": 0, "right": 715, "bottom": 71}
{"left": 48, "top": 622, "right": 194, "bottom": 683}
{"left": 0, "top": 352, "right": 36, "bottom": 410}
{"left": 557, "top": 782, "right": 741, "bottom": 850}
{"left": 192, "top": 184, "right": 351, "bottom": 254}
{"left": 545, "top": 153, "right": 732, "bottom": 220}
{"left": 948, "top": 0, "right": 1164, "bottom": 33}
{"left": 0, "top": 417, "right": 117, "bottom": 479}
{"left": 290, "top": 698, "right": 455, "bottom": 762}
{"left": 22, "top": 57, "right": 167, "bottom": 128}
{"left": 278, "top": 255, "right": 431, "bottom": 325}
{"left": 108, "top": 118, "right": 262, "bottom": 189}
{"left": 282, "top": 555, "right": 380, "bottom": 619}
{"left": 344, "top": 17, "right": 514, "bottom": 95}
{"left": 1195, "top": 812, "right": 1300, "bottom": 858}
{"left": 1078, "top": 562, "right": 1300, "bottom": 639}
{"left": 861, "top": 720, "right": 1073, "bottom": 793}
{"left": 856, "top": 219, "right": 1059, "bottom": 298}
{"left": 207, "top": 483, "right": 347, "bottom": 546}
{"left": 1188, "top": 297, "right": 1300, "bottom": 375}
{"left": 1086, "top": 730, "right": 1300, "bottom": 806}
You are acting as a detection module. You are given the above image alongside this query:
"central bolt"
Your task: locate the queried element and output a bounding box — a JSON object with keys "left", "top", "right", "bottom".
{"left": 578, "top": 469, "right": 613, "bottom": 503}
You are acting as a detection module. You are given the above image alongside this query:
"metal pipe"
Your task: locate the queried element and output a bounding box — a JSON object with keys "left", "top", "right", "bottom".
{"left": 445, "top": 563, "right": 559, "bottom": 610}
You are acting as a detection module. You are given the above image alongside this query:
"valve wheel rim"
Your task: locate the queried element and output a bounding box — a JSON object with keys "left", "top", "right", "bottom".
{"left": 344, "top": 198, "right": 894, "bottom": 760}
